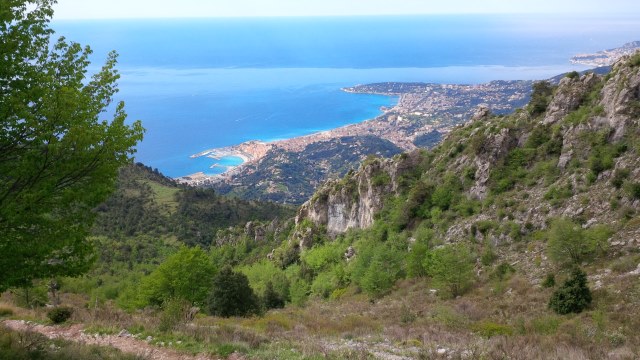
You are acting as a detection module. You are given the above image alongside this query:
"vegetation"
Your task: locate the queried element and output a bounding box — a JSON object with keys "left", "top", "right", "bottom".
{"left": 527, "top": 81, "right": 555, "bottom": 116}
{"left": 0, "top": 0, "right": 144, "bottom": 291}
{"left": 2, "top": 5, "right": 640, "bottom": 358}
{"left": 207, "top": 267, "right": 260, "bottom": 317}
{"left": 138, "top": 246, "right": 215, "bottom": 307}
{"left": 548, "top": 268, "right": 592, "bottom": 314}
{"left": 546, "top": 218, "right": 610, "bottom": 267}
{"left": 46, "top": 307, "right": 73, "bottom": 324}
{"left": 425, "top": 244, "right": 475, "bottom": 298}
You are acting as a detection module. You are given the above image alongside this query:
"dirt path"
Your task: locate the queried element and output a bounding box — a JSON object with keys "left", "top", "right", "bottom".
{"left": 2, "top": 320, "right": 217, "bottom": 360}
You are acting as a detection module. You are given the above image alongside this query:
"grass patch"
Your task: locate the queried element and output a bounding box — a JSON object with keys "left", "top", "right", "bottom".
{"left": 146, "top": 181, "right": 179, "bottom": 213}
{"left": 472, "top": 321, "right": 513, "bottom": 338}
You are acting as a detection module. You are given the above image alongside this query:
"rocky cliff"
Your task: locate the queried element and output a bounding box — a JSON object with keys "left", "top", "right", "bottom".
{"left": 295, "top": 151, "right": 425, "bottom": 236}
{"left": 295, "top": 52, "right": 640, "bottom": 251}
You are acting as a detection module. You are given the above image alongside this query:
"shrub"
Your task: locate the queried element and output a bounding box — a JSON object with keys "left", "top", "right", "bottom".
{"left": 310, "top": 267, "right": 342, "bottom": 299}
{"left": 549, "top": 268, "right": 592, "bottom": 314}
{"left": 289, "top": 279, "right": 310, "bottom": 306}
{"left": 480, "top": 243, "right": 497, "bottom": 266}
{"left": 158, "top": 297, "right": 191, "bottom": 332}
{"left": 565, "top": 71, "right": 580, "bottom": 79}
{"left": 138, "top": 246, "right": 216, "bottom": 307}
{"left": 262, "top": 281, "right": 285, "bottom": 310}
{"left": 407, "top": 239, "right": 429, "bottom": 278}
{"left": 351, "top": 240, "right": 404, "bottom": 299}
{"left": 47, "top": 306, "right": 73, "bottom": 324}
{"left": 630, "top": 52, "right": 640, "bottom": 67}
{"left": 0, "top": 307, "right": 13, "bottom": 317}
{"left": 528, "top": 81, "right": 554, "bottom": 116}
{"left": 239, "top": 261, "right": 290, "bottom": 302}
{"left": 207, "top": 267, "right": 259, "bottom": 317}
{"left": 491, "top": 262, "right": 515, "bottom": 281}
{"left": 611, "top": 169, "right": 630, "bottom": 189}
{"left": 625, "top": 181, "right": 640, "bottom": 199}
{"left": 546, "top": 218, "right": 610, "bottom": 267}
{"left": 472, "top": 321, "right": 513, "bottom": 338}
{"left": 542, "top": 273, "right": 556, "bottom": 288}
{"left": 425, "top": 244, "right": 475, "bottom": 298}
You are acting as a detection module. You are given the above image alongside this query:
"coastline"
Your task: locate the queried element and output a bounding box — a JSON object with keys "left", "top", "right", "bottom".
{"left": 175, "top": 78, "right": 533, "bottom": 186}
{"left": 175, "top": 98, "right": 399, "bottom": 185}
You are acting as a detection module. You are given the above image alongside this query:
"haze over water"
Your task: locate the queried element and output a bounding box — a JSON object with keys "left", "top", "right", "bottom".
{"left": 53, "top": 15, "right": 640, "bottom": 177}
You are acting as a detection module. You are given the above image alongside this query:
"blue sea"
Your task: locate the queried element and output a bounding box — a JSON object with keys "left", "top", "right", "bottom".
{"left": 52, "top": 15, "right": 640, "bottom": 177}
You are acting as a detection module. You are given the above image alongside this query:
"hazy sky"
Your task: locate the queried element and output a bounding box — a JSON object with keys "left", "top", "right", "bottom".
{"left": 53, "top": 0, "right": 640, "bottom": 19}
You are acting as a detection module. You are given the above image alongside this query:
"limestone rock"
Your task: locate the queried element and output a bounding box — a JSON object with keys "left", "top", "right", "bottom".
{"left": 543, "top": 72, "right": 599, "bottom": 125}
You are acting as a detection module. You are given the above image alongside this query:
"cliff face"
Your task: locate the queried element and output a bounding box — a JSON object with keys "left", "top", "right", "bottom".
{"left": 296, "top": 52, "right": 640, "bottom": 244}
{"left": 296, "top": 151, "right": 424, "bottom": 237}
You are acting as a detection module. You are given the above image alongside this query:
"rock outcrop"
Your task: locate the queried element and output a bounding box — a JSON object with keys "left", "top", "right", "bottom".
{"left": 295, "top": 51, "right": 640, "bottom": 240}
{"left": 296, "top": 151, "right": 424, "bottom": 237}
{"left": 543, "top": 72, "right": 599, "bottom": 125}
{"left": 599, "top": 54, "right": 640, "bottom": 140}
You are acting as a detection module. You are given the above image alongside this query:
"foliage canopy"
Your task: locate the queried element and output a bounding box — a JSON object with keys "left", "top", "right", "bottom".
{"left": 0, "top": 0, "right": 144, "bottom": 291}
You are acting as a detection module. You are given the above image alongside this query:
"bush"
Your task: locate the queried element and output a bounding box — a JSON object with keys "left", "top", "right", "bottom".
{"left": 207, "top": 267, "right": 259, "bottom": 317}
{"left": 480, "top": 244, "right": 497, "bottom": 266}
{"left": 350, "top": 240, "right": 404, "bottom": 299}
{"left": 546, "top": 218, "right": 610, "bottom": 267}
{"left": 407, "top": 239, "right": 429, "bottom": 278}
{"left": 542, "top": 273, "right": 556, "bottom": 288}
{"left": 47, "top": 306, "right": 73, "bottom": 324}
{"left": 158, "top": 297, "right": 191, "bottom": 332}
{"left": 549, "top": 268, "right": 592, "bottom": 314}
{"left": 625, "top": 181, "right": 640, "bottom": 199}
{"left": 630, "top": 52, "right": 640, "bottom": 67}
{"left": 289, "top": 279, "right": 310, "bottom": 306}
{"left": 138, "top": 246, "right": 216, "bottom": 307}
{"left": 611, "top": 168, "right": 630, "bottom": 189}
{"left": 565, "top": 71, "right": 580, "bottom": 79}
{"left": 239, "top": 261, "right": 290, "bottom": 302}
{"left": 528, "top": 81, "right": 554, "bottom": 116}
{"left": 261, "top": 281, "right": 285, "bottom": 310}
{"left": 0, "top": 307, "right": 13, "bottom": 317}
{"left": 425, "top": 244, "right": 475, "bottom": 298}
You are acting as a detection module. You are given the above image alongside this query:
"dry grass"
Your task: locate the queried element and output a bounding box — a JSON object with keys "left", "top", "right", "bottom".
{"left": 2, "top": 259, "right": 639, "bottom": 360}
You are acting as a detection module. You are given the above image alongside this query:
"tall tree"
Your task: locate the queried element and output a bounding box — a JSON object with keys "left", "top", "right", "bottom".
{"left": 0, "top": 0, "right": 144, "bottom": 291}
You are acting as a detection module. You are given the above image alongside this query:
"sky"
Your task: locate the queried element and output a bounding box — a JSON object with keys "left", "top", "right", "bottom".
{"left": 53, "top": 0, "right": 640, "bottom": 19}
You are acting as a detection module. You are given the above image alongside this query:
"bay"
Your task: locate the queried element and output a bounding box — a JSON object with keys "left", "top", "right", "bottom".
{"left": 51, "top": 15, "right": 640, "bottom": 177}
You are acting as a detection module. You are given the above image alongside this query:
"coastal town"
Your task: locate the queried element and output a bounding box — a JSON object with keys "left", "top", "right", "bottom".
{"left": 176, "top": 79, "right": 533, "bottom": 199}
{"left": 570, "top": 40, "right": 640, "bottom": 67}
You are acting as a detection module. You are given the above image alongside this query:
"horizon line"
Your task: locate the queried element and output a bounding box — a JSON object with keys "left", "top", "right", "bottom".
{"left": 52, "top": 12, "right": 635, "bottom": 21}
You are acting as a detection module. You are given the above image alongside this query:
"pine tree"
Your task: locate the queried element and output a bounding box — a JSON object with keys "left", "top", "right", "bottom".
{"left": 549, "top": 267, "right": 592, "bottom": 314}
{"left": 207, "top": 267, "right": 259, "bottom": 317}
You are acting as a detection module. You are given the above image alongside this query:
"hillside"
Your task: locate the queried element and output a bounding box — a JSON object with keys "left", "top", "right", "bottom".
{"left": 2, "top": 54, "right": 640, "bottom": 360}
{"left": 93, "top": 163, "right": 295, "bottom": 246}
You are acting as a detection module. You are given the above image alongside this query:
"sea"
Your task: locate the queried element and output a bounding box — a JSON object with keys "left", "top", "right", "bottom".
{"left": 51, "top": 15, "right": 640, "bottom": 177}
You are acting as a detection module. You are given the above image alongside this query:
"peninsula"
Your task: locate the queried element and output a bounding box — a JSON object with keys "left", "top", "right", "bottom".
{"left": 571, "top": 40, "right": 640, "bottom": 67}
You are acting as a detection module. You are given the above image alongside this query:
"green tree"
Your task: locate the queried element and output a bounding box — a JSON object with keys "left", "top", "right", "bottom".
{"left": 425, "top": 243, "right": 475, "bottom": 298}
{"left": 351, "top": 239, "right": 404, "bottom": 299}
{"left": 138, "top": 246, "right": 215, "bottom": 307}
{"left": 549, "top": 268, "right": 592, "bottom": 314}
{"left": 207, "top": 266, "right": 259, "bottom": 317}
{"left": 528, "top": 81, "right": 554, "bottom": 116}
{"left": 261, "top": 281, "right": 285, "bottom": 310}
{"left": 0, "top": 0, "right": 144, "bottom": 291}
{"left": 546, "top": 218, "right": 610, "bottom": 267}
